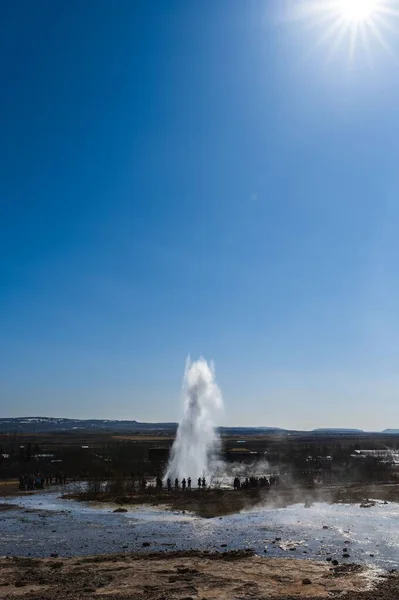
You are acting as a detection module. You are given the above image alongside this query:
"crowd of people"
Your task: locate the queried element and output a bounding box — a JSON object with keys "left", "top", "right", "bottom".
{"left": 137, "top": 475, "right": 280, "bottom": 492}
{"left": 19, "top": 471, "right": 67, "bottom": 490}
{"left": 140, "top": 476, "right": 206, "bottom": 491}
{"left": 17, "top": 471, "right": 279, "bottom": 493}
{"left": 164, "top": 476, "right": 206, "bottom": 490}
{"left": 233, "top": 475, "right": 280, "bottom": 489}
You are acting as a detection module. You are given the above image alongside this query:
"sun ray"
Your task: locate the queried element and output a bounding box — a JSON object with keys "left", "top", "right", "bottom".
{"left": 348, "top": 23, "right": 360, "bottom": 64}
{"left": 359, "top": 20, "right": 374, "bottom": 68}
{"left": 373, "top": 12, "right": 399, "bottom": 37}
{"left": 292, "top": 10, "right": 345, "bottom": 68}
{"left": 368, "top": 18, "right": 395, "bottom": 56}
{"left": 379, "top": 6, "right": 399, "bottom": 17}
{"left": 314, "top": 15, "right": 347, "bottom": 51}
{"left": 325, "top": 19, "right": 351, "bottom": 64}
{"left": 292, "top": 0, "right": 399, "bottom": 65}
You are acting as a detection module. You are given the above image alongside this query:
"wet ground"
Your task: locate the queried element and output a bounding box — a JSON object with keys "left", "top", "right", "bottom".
{"left": 1, "top": 490, "right": 399, "bottom": 570}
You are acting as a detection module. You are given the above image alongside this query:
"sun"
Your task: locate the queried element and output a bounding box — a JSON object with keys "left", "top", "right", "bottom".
{"left": 337, "top": 0, "right": 379, "bottom": 21}
{"left": 291, "top": 0, "right": 399, "bottom": 64}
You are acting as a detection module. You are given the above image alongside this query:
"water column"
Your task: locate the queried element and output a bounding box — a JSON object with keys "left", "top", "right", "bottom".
{"left": 165, "top": 357, "right": 223, "bottom": 483}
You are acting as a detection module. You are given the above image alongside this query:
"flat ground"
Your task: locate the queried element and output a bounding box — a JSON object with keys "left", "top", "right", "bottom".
{"left": 0, "top": 550, "right": 394, "bottom": 600}
{"left": 0, "top": 481, "right": 27, "bottom": 498}
{"left": 66, "top": 482, "right": 399, "bottom": 518}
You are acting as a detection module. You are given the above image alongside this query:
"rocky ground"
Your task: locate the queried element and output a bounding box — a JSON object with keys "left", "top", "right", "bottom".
{"left": 1, "top": 549, "right": 395, "bottom": 600}
{"left": 4, "top": 479, "right": 399, "bottom": 519}
{"left": 2, "top": 481, "right": 399, "bottom": 599}
{"left": 65, "top": 482, "right": 399, "bottom": 518}
{"left": 0, "top": 481, "right": 27, "bottom": 498}
{"left": 66, "top": 487, "right": 267, "bottom": 518}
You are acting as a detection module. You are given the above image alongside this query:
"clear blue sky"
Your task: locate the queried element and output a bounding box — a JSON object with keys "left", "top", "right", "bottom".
{"left": 1, "top": 0, "right": 399, "bottom": 430}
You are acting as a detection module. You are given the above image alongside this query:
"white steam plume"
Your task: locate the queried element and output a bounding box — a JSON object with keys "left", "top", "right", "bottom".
{"left": 165, "top": 357, "right": 223, "bottom": 482}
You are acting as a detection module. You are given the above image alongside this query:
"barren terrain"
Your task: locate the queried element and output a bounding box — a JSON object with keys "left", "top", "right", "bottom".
{"left": 65, "top": 482, "right": 399, "bottom": 518}
{"left": 1, "top": 550, "right": 394, "bottom": 600}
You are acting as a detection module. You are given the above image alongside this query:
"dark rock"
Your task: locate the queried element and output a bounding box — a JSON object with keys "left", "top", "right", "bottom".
{"left": 332, "top": 560, "right": 339, "bottom": 566}
{"left": 323, "top": 525, "right": 328, "bottom": 529}
{"left": 50, "top": 553, "right": 58, "bottom": 558}
{"left": 360, "top": 501, "right": 376, "bottom": 508}
{"left": 177, "top": 568, "right": 197, "bottom": 574}
{"left": 142, "top": 542, "right": 151, "bottom": 547}
{"left": 113, "top": 508, "right": 127, "bottom": 513}
{"left": 369, "top": 554, "right": 374, "bottom": 558}
{"left": 221, "top": 544, "right": 227, "bottom": 548}
{"left": 343, "top": 553, "right": 350, "bottom": 558}
{"left": 275, "top": 537, "right": 281, "bottom": 542}
{"left": 343, "top": 548, "right": 348, "bottom": 552}
{"left": 326, "top": 557, "right": 332, "bottom": 562}
{"left": 302, "top": 578, "right": 312, "bottom": 585}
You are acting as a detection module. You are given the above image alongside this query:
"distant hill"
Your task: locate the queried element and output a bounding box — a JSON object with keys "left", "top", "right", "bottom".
{"left": 312, "top": 428, "right": 364, "bottom": 434}
{"left": 218, "top": 426, "right": 289, "bottom": 435}
{"left": 0, "top": 417, "right": 390, "bottom": 436}
{"left": 0, "top": 418, "right": 291, "bottom": 435}
{"left": 0, "top": 417, "right": 178, "bottom": 434}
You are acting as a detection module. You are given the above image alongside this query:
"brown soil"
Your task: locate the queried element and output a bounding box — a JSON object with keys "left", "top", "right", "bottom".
{"left": 66, "top": 488, "right": 268, "bottom": 518}
{"left": 0, "top": 550, "right": 394, "bottom": 600}
{"left": 0, "top": 481, "right": 24, "bottom": 498}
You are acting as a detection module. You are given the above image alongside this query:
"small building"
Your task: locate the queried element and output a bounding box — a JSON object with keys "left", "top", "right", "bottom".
{"left": 351, "top": 449, "right": 399, "bottom": 464}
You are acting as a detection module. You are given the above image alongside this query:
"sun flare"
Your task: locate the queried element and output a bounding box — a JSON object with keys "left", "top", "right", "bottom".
{"left": 337, "top": 0, "right": 379, "bottom": 22}
{"left": 293, "top": 0, "right": 399, "bottom": 64}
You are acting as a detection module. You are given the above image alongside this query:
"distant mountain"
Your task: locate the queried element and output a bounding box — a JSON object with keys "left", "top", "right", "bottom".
{"left": 218, "top": 426, "right": 289, "bottom": 435}
{"left": 0, "top": 418, "right": 291, "bottom": 435}
{"left": 0, "top": 417, "right": 391, "bottom": 436}
{"left": 0, "top": 417, "right": 178, "bottom": 434}
{"left": 312, "top": 428, "right": 364, "bottom": 433}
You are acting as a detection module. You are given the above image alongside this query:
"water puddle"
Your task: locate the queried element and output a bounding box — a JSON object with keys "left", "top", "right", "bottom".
{"left": 1, "top": 490, "right": 399, "bottom": 568}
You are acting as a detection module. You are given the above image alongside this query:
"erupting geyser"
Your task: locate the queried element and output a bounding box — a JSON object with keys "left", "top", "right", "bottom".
{"left": 165, "top": 357, "right": 223, "bottom": 482}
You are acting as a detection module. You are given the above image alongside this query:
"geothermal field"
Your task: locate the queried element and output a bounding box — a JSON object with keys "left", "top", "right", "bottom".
{"left": 2, "top": 359, "right": 399, "bottom": 599}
